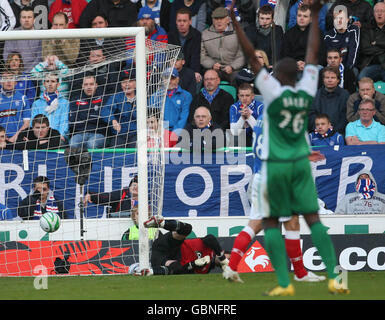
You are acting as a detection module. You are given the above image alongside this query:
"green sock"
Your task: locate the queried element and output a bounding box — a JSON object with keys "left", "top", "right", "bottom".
{"left": 264, "top": 228, "right": 290, "bottom": 288}
{"left": 310, "top": 222, "right": 337, "bottom": 279}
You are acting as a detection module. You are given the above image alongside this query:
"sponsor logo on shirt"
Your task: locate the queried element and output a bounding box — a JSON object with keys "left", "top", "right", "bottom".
{"left": 0, "top": 109, "right": 17, "bottom": 118}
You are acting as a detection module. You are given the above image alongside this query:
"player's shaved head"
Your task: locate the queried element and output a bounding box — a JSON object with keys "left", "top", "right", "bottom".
{"left": 274, "top": 57, "right": 298, "bottom": 86}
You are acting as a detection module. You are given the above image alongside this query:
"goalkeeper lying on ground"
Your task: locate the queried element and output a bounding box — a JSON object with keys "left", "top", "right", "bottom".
{"left": 130, "top": 215, "right": 229, "bottom": 276}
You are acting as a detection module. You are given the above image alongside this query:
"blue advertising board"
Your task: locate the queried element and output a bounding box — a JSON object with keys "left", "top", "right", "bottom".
{"left": 1, "top": 145, "right": 385, "bottom": 218}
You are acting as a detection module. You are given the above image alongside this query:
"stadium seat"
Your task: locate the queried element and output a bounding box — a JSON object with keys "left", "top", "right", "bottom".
{"left": 219, "top": 81, "right": 237, "bottom": 100}
{"left": 374, "top": 81, "right": 385, "bottom": 95}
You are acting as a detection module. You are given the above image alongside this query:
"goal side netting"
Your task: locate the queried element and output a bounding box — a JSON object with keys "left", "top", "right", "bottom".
{"left": 0, "top": 27, "right": 180, "bottom": 276}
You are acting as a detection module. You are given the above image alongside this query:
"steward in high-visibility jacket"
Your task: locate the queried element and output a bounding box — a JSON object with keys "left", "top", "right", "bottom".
{"left": 122, "top": 224, "right": 157, "bottom": 240}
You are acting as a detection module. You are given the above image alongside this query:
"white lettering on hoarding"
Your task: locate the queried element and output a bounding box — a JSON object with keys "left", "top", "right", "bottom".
{"left": 220, "top": 165, "right": 252, "bottom": 217}
{"left": 0, "top": 164, "right": 27, "bottom": 203}
{"left": 339, "top": 247, "right": 367, "bottom": 270}
{"left": 176, "top": 167, "right": 213, "bottom": 206}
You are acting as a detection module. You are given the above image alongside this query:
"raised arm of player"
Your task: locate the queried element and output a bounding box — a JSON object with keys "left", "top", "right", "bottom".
{"left": 305, "top": 0, "right": 323, "bottom": 66}
{"left": 229, "top": 0, "right": 263, "bottom": 75}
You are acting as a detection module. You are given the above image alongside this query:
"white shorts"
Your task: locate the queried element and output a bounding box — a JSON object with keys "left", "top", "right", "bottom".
{"left": 248, "top": 173, "right": 291, "bottom": 222}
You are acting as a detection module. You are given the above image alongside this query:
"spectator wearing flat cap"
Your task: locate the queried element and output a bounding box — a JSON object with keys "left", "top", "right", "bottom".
{"left": 101, "top": 69, "right": 138, "bottom": 148}
{"left": 201, "top": 7, "right": 245, "bottom": 84}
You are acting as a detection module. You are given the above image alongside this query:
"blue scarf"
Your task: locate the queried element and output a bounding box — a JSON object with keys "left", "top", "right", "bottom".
{"left": 356, "top": 178, "right": 375, "bottom": 200}
{"left": 43, "top": 91, "right": 58, "bottom": 106}
{"left": 202, "top": 87, "right": 220, "bottom": 104}
{"left": 33, "top": 193, "right": 60, "bottom": 220}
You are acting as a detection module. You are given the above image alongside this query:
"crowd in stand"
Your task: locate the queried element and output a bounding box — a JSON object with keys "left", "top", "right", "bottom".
{"left": 0, "top": 0, "right": 383, "bottom": 151}
{"left": 0, "top": 0, "right": 384, "bottom": 219}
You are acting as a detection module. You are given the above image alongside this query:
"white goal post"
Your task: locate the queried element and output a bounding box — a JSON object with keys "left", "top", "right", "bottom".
{"left": 0, "top": 27, "right": 180, "bottom": 275}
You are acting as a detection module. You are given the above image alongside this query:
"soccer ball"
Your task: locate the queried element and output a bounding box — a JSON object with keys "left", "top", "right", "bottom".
{"left": 40, "top": 212, "right": 61, "bottom": 233}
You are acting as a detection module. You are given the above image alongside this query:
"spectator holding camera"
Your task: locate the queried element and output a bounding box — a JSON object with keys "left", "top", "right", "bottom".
{"left": 18, "top": 176, "right": 64, "bottom": 220}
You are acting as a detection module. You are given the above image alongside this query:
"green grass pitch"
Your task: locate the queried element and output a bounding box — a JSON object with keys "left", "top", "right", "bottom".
{"left": 1, "top": 271, "right": 384, "bottom": 300}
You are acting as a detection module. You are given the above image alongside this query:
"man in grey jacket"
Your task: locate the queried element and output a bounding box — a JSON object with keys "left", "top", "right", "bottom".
{"left": 200, "top": 7, "right": 245, "bottom": 84}
{"left": 335, "top": 171, "right": 385, "bottom": 214}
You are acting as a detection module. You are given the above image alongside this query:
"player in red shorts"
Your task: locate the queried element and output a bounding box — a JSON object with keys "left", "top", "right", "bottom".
{"left": 132, "top": 215, "right": 229, "bottom": 276}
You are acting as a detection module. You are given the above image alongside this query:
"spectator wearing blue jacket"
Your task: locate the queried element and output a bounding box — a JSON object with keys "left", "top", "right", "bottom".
{"left": 0, "top": 71, "right": 31, "bottom": 143}
{"left": 309, "top": 113, "right": 345, "bottom": 147}
{"left": 229, "top": 83, "right": 263, "bottom": 147}
{"left": 101, "top": 69, "right": 137, "bottom": 148}
{"left": 163, "top": 68, "right": 192, "bottom": 136}
{"left": 69, "top": 74, "right": 108, "bottom": 150}
{"left": 31, "top": 73, "right": 69, "bottom": 140}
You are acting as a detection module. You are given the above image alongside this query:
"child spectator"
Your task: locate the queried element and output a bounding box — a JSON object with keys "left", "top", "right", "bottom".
{"left": 308, "top": 113, "right": 345, "bottom": 147}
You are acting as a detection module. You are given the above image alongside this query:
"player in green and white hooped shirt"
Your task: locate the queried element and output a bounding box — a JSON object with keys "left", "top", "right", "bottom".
{"left": 229, "top": 0, "right": 349, "bottom": 295}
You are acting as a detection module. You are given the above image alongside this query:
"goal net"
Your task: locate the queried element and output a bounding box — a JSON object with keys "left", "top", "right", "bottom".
{"left": 0, "top": 27, "right": 180, "bottom": 276}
